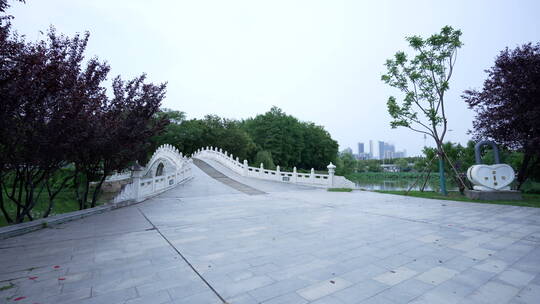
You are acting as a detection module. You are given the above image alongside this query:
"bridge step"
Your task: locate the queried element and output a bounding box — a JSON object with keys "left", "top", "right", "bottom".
{"left": 193, "top": 159, "right": 266, "bottom": 195}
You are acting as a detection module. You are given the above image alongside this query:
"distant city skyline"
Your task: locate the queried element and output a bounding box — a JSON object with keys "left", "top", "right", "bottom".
{"left": 341, "top": 140, "right": 407, "bottom": 159}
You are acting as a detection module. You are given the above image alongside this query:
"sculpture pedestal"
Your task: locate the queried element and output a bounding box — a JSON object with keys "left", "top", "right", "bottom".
{"left": 464, "top": 189, "right": 522, "bottom": 201}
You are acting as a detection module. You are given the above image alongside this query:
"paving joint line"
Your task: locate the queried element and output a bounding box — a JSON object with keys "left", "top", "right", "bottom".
{"left": 136, "top": 207, "right": 227, "bottom": 304}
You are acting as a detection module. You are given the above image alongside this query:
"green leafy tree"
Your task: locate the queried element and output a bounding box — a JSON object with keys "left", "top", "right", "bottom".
{"left": 382, "top": 26, "right": 464, "bottom": 194}
{"left": 357, "top": 159, "right": 382, "bottom": 172}
{"left": 336, "top": 152, "right": 357, "bottom": 176}
{"left": 242, "top": 107, "right": 337, "bottom": 169}
{"left": 299, "top": 122, "right": 338, "bottom": 169}
{"left": 394, "top": 158, "right": 409, "bottom": 171}
{"left": 151, "top": 114, "right": 255, "bottom": 160}
{"left": 242, "top": 107, "right": 304, "bottom": 167}
{"left": 254, "top": 151, "right": 275, "bottom": 170}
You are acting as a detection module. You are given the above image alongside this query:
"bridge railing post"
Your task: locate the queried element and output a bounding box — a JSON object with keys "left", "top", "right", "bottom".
{"left": 293, "top": 167, "right": 297, "bottom": 183}
{"left": 243, "top": 160, "right": 248, "bottom": 176}
{"left": 327, "top": 162, "right": 336, "bottom": 188}
{"left": 276, "top": 165, "right": 281, "bottom": 181}
{"left": 260, "top": 163, "right": 264, "bottom": 177}
{"left": 310, "top": 168, "right": 315, "bottom": 183}
{"left": 132, "top": 165, "right": 144, "bottom": 202}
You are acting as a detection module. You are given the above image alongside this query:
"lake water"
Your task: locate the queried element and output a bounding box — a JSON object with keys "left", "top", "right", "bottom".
{"left": 354, "top": 179, "right": 458, "bottom": 191}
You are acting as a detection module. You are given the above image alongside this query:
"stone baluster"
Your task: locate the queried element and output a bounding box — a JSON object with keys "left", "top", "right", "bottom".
{"left": 243, "top": 160, "right": 248, "bottom": 176}
{"left": 131, "top": 162, "right": 144, "bottom": 202}
{"left": 327, "top": 162, "right": 336, "bottom": 188}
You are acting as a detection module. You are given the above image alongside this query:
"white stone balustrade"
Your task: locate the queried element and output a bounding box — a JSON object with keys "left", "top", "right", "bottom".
{"left": 112, "top": 144, "right": 193, "bottom": 204}
{"left": 193, "top": 146, "right": 355, "bottom": 188}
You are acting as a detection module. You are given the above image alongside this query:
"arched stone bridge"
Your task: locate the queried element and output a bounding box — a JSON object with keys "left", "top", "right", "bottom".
{"left": 112, "top": 145, "right": 354, "bottom": 203}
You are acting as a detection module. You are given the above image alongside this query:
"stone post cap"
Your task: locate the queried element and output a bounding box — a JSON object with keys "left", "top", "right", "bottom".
{"left": 327, "top": 162, "right": 336, "bottom": 170}
{"left": 132, "top": 161, "right": 144, "bottom": 171}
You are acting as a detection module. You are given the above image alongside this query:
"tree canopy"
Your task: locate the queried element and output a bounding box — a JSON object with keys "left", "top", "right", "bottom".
{"left": 463, "top": 42, "right": 540, "bottom": 188}
{"left": 382, "top": 25, "right": 464, "bottom": 193}
{"left": 242, "top": 107, "right": 338, "bottom": 169}
{"left": 152, "top": 107, "right": 339, "bottom": 170}
{"left": 0, "top": 5, "right": 166, "bottom": 223}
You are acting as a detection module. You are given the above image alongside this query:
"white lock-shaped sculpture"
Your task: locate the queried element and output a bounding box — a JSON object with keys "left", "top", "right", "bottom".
{"left": 466, "top": 141, "right": 515, "bottom": 191}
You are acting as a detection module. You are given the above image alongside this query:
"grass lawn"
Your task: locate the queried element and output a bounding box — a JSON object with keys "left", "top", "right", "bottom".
{"left": 375, "top": 190, "right": 540, "bottom": 208}
{"left": 0, "top": 188, "right": 108, "bottom": 227}
{"left": 328, "top": 188, "right": 353, "bottom": 192}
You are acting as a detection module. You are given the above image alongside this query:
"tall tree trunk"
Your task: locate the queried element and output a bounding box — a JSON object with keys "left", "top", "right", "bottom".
{"left": 436, "top": 146, "right": 448, "bottom": 195}
{"left": 82, "top": 179, "right": 90, "bottom": 210}
{"left": 16, "top": 171, "right": 23, "bottom": 221}
{"left": 421, "top": 170, "right": 432, "bottom": 192}
{"left": 91, "top": 174, "right": 107, "bottom": 208}
{"left": 73, "top": 168, "right": 83, "bottom": 210}
{"left": 44, "top": 173, "right": 72, "bottom": 218}
{"left": 517, "top": 152, "right": 532, "bottom": 190}
{"left": 0, "top": 183, "right": 13, "bottom": 223}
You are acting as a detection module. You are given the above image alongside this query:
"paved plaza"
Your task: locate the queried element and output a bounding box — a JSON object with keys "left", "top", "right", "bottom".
{"left": 1, "top": 159, "right": 540, "bottom": 304}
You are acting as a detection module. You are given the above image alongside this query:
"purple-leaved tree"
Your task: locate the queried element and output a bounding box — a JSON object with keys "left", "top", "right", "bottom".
{"left": 463, "top": 43, "right": 540, "bottom": 189}
{"left": 0, "top": 1, "right": 168, "bottom": 223}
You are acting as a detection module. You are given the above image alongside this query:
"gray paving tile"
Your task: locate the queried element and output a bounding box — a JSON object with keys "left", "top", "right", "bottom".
{"left": 261, "top": 292, "right": 308, "bottom": 304}
{"left": 515, "top": 284, "right": 540, "bottom": 304}
{"left": 248, "top": 278, "right": 310, "bottom": 302}
{"left": 416, "top": 266, "right": 458, "bottom": 285}
{"left": 373, "top": 267, "right": 417, "bottom": 286}
{"left": 297, "top": 277, "right": 352, "bottom": 301}
{"left": 332, "top": 279, "right": 388, "bottom": 303}
{"left": 466, "top": 281, "right": 519, "bottom": 304}
{"left": 171, "top": 290, "right": 222, "bottom": 304}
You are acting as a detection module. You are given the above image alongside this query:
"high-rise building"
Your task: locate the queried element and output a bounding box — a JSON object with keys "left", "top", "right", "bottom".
{"left": 369, "top": 140, "right": 374, "bottom": 159}
{"left": 377, "top": 141, "right": 398, "bottom": 159}
{"left": 378, "top": 141, "right": 385, "bottom": 159}
{"left": 394, "top": 150, "right": 407, "bottom": 158}
{"left": 358, "top": 142, "right": 364, "bottom": 154}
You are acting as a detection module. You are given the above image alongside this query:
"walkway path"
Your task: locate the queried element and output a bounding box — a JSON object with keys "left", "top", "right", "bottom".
{"left": 192, "top": 159, "right": 265, "bottom": 195}
{"left": 1, "top": 161, "right": 539, "bottom": 304}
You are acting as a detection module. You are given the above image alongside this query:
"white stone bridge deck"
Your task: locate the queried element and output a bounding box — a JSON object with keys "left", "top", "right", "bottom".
{"left": 1, "top": 158, "right": 539, "bottom": 304}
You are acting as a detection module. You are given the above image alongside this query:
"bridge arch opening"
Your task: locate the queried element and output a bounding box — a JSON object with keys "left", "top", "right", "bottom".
{"left": 156, "top": 162, "right": 164, "bottom": 176}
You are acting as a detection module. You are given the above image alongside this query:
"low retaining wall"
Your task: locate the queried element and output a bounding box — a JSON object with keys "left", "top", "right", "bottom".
{"left": 0, "top": 204, "right": 112, "bottom": 240}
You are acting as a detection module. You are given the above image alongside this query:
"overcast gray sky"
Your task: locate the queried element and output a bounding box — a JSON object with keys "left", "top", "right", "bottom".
{"left": 9, "top": 0, "right": 540, "bottom": 156}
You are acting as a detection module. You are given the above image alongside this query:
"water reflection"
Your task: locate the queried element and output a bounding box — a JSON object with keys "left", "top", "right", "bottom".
{"left": 355, "top": 179, "right": 458, "bottom": 191}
